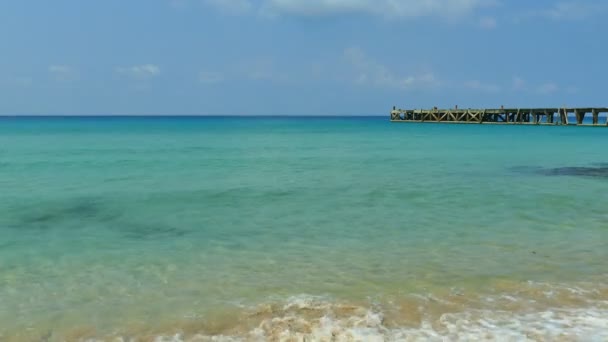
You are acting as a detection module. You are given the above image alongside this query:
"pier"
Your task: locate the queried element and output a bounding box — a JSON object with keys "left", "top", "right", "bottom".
{"left": 390, "top": 107, "right": 608, "bottom": 126}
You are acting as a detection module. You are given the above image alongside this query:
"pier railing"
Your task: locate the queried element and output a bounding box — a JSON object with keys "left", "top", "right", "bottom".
{"left": 390, "top": 107, "right": 608, "bottom": 126}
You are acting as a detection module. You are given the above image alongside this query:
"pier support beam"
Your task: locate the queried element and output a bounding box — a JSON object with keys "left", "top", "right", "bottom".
{"left": 575, "top": 109, "right": 586, "bottom": 125}
{"left": 546, "top": 110, "right": 554, "bottom": 124}
{"left": 592, "top": 109, "right": 599, "bottom": 125}
{"left": 391, "top": 106, "right": 399, "bottom": 121}
{"left": 560, "top": 108, "right": 569, "bottom": 125}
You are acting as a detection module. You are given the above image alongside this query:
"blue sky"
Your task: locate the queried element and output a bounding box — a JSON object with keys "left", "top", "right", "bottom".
{"left": 0, "top": 0, "right": 606, "bottom": 115}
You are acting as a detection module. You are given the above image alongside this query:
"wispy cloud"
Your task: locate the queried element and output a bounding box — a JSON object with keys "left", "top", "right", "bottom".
{"left": 479, "top": 16, "right": 497, "bottom": 29}
{"left": 198, "top": 58, "right": 303, "bottom": 84}
{"left": 203, "top": 0, "right": 253, "bottom": 14}
{"left": 512, "top": 76, "right": 526, "bottom": 91}
{"left": 169, "top": 0, "right": 189, "bottom": 9}
{"left": 465, "top": 80, "right": 501, "bottom": 92}
{"left": 204, "top": 0, "right": 495, "bottom": 19}
{"left": 464, "top": 76, "right": 569, "bottom": 95}
{"left": 458, "top": 76, "right": 562, "bottom": 95}
{"left": 237, "top": 57, "right": 289, "bottom": 82}
{"left": 49, "top": 65, "right": 78, "bottom": 82}
{"left": 199, "top": 71, "right": 225, "bottom": 84}
{"left": 115, "top": 64, "right": 161, "bottom": 80}
{"left": 538, "top": 82, "right": 559, "bottom": 94}
{"left": 49, "top": 65, "right": 72, "bottom": 74}
{"left": 344, "top": 47, "right": 439, "bottom": 89}
{"left": 544, "top": 1, "right": 606, "bottom": 20}
{"left": 521, "top": 1, "right": 608, "bottom": 21}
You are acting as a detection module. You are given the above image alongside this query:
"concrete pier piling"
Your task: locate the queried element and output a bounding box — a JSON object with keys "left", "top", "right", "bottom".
{"left": 390, "top": 106, "right": 608, "bottom": 126}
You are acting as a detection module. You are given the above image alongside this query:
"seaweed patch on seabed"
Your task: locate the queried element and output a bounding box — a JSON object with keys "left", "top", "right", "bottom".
{"left": 13, "top": 198, "right": 189, "bottom": 239}
{"left": 510, "top": 165, "right": 608, "bottom": 179}
{"left": 17, "top": 198, "right": 104, "bottom": 225}
{"left": 121, "top": 222, "right": 188, "bottom": 239}
{"left": 541, "top": 166, "right": 608, "bottom": 178}
{"left": 14, "top": 197, "right": 122, "bottom": 230}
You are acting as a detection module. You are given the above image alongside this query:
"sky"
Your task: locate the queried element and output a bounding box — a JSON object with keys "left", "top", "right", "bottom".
{"left": 0, "top": 0, "right": 606, "bottom": 115}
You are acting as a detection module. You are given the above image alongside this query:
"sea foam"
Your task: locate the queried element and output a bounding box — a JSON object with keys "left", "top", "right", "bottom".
{"left": 138, "top": 295, "right": 608, "bottom": 342}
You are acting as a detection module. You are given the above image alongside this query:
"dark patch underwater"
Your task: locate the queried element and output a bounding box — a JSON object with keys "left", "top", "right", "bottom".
{"left": 10, "top": 197, "right": 190, "bottom": 240}
{"left": 510, "top": 164, "right": 608, "bottom": 179}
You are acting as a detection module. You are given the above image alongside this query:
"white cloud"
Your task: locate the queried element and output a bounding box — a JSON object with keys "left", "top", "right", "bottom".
{"left": 465, "top": 80, "right": 500, "bottom": 92}
{"left": 538, "top": 82, "right": 559, "bottom": 94}
{"left": 544, "top": 2, "right": 606, "bottom": 20}
{"left": 268, "top": 0, "right": 494, "bottom": 18}
{"left": 199, "top": 71, "right": 225, "bottom": 84}
{"left": 237, "top": 58, "right": 290, "bottom": 82}
{"left": 49, "top": 65, "right": 71, "bottom": 74}
{"left": 115, "top": 64, "right": 161, "bottom": 79}
{"left": 344, "top": 47, "right": 439, "bottom": 89}
{"left": 248, "top": 69, "right": 275, "bottom": 81}
{"left": 479, "top": 16, "right": 497, "bottom": 29}
{"left": 169, "top": 0, "right": 189, "bottom": 9}
{"left": 49, "top": 65, "right": 78, "bottom": 82}
{"left": 512, "top": 76, "right": 526, "bottom": 91}
{"left": 204, "top": 0, "right": 495, "bottom": 18}
{"left": 458, "top": 77, "right": 563, "bottom": 95}
{"left": 203, "top": 0, "right": 253, "bottom": 14}
{"left": 521, "top": 2, "right": 608, "bottom": 21}
{"left": 197, "top": 59, "right": 294, "bottom": 84}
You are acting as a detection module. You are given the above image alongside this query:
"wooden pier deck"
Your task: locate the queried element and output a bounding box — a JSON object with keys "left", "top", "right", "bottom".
{"left": 390, "top": 107, "right": 608, "bottom": 126}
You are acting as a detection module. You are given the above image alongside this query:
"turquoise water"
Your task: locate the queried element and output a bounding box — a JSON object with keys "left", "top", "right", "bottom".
{"left": 1, "top": 117, "right": 607, "bottom": 341}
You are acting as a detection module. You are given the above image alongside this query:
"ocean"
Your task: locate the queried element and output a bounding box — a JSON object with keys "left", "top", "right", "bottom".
{"left": 0, "top": 116, "right": 607, "bottom": 341}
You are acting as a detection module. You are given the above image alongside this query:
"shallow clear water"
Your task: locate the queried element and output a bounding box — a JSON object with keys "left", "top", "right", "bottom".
{"left": 0, "top": 117, "right": 607, "bottom": 341}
